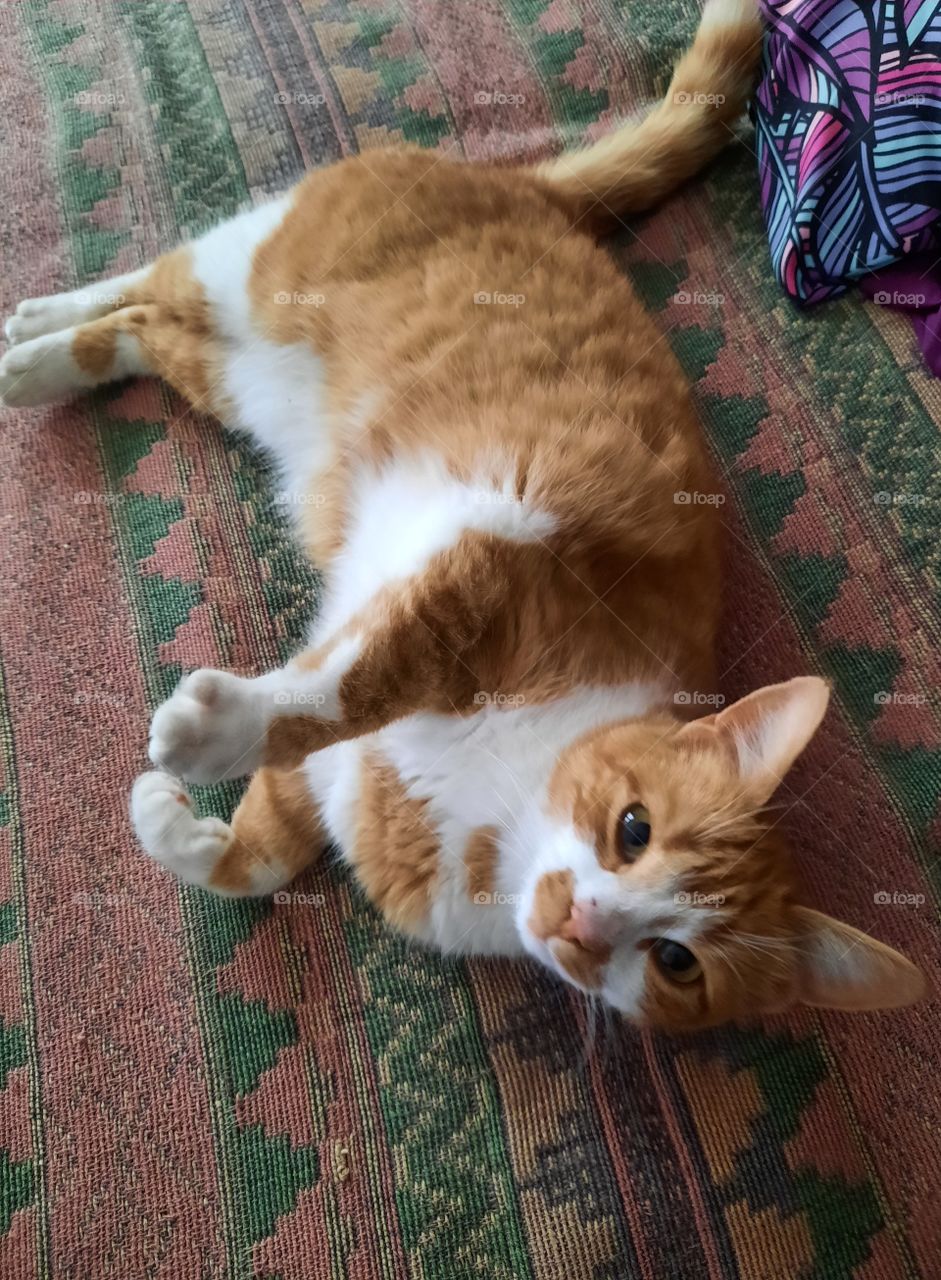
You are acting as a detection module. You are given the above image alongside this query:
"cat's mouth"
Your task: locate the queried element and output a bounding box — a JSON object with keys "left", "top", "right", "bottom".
{"left": 546, "top": 932, "right": 612, "bottom": 992}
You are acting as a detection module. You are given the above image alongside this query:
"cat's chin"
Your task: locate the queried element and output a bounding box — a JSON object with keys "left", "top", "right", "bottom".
{"left": 518, "top": 922, "right": 618, "bottom": 1001}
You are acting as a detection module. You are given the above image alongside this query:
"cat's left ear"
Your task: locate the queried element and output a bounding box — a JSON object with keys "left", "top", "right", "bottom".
{"left": 685, "top": 676, "right": 830, "bottom": 806}
{"left": 793, "top": 907, "right": 926, "bottom": 1011}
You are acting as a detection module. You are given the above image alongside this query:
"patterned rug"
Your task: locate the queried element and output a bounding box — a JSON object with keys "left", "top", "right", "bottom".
{"left": 1, "top": 2, "right": 938, "bottom": 1277}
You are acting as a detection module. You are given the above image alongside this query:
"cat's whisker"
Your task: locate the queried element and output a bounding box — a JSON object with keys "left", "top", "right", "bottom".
{"left": 698, "top": 798, "right": 765, "bottom": 839}
{"left": 470, "top": 800, "right": 516, "bottom": 840}
{"left": 736, "top": 931, "right": 796, "bottom": 951}
{"left": 709, "top": 941, "right": 749, "bottom": 987}
{"left": 582, "top": 993, "right": 599, "bottom": 1065}
{"left": 479, "top": 746, "right": 531, "bottom": 810}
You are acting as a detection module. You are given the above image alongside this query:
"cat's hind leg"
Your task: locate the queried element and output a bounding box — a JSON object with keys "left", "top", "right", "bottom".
{"left": 0, "top": 249, "right": 225, "bottom": 413}
{"left": 131, "top": 764, "right": 326, "bottom": 896}
{"left": 0, "top": 306, "right": 159, "bottom": 407}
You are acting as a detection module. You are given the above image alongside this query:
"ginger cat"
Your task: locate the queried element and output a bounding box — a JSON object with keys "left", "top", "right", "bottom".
{"left": 1, "top": 0, "right": 924, "bottom": 1030}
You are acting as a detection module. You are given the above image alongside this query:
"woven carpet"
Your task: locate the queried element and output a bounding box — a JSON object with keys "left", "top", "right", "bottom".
{"left": 0, "top": 2, "right": 938, "bottom": 1277}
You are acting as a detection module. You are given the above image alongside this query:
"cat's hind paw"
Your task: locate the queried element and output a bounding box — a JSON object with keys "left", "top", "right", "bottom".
{"left": 6, "top": 294, "right": 82, "bottom": 345}
{"left": 0, "top": 331, "right": 88, "bottom": 407}
{"left": 4, "top": 282, "right": 135, "bottom": 345}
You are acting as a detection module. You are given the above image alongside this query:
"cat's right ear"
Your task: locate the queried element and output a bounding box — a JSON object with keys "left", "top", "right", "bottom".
{"left": 680, "top": 676, "right": 830, "bottom": 807}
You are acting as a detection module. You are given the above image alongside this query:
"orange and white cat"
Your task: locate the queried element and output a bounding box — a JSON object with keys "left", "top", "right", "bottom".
{"left": 1, "top": 0, "right": 924, "bottom": 1029}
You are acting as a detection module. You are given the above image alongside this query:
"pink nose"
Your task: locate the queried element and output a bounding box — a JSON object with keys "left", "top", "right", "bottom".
{"left": 561, "top": 899, "right": 610, "bottom": 953}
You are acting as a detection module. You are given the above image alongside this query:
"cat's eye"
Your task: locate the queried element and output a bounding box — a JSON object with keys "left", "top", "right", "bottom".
{"left": 618, "top": 803, "right": 651, "bottom": 859}
{"left": 651, "top": 938, "right": 702, "bottom": 984}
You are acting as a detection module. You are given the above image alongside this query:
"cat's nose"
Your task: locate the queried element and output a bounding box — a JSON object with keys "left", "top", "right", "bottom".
{"left": 560, "top": 898, "right": 610, "bottom": 954}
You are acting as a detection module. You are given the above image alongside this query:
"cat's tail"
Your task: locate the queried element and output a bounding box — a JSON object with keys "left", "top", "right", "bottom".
{"left": 535, "top": 0, "right": 763, "bottom": 225}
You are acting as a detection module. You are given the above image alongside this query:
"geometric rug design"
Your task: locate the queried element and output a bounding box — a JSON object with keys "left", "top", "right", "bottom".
{"left": 0, "top": 2, "right": 937, "bottom": 1275}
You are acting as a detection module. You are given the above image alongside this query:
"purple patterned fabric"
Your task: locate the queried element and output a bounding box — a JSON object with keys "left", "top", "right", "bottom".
{"left": 754, "top": 0, "right": 941, "bottom": 304}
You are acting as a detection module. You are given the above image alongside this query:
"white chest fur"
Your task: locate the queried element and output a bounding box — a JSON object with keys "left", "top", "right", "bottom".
{"left": 302, "top": 683, "right": 666, "bottom": 955}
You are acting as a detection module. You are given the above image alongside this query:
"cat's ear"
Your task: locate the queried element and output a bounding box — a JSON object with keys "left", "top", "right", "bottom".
{"left": 704, "top": 676, "right": 830, "bottom": 805}
{"left": 793, "top": 907, "right": 925, "bottom": 1011}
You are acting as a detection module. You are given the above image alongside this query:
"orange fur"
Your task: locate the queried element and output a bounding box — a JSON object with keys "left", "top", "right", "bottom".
{"left": 528, "top": 870, "right": 576, "bottom": 942}
{"left": 213, "top": 766, "right": 325, "bottom": 894}
{"left": 350, "top": 754, "right": 440, "bottom": 934}
{"left": 62, "top": 249, "right": 221, "bottom": 411}
{"left": 551, "top": 937, "right": 614, "bottom": 991}
{"left": 464, "top": 826, "right": 500, "bottom": 903}
{"left": 545, "top": 696, "right": 924, "bottom": 1029}
{"left": 536, "top": 0, "right": 764, "bottom": 224}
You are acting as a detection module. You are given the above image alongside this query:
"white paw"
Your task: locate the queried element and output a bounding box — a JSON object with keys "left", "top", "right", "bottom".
{"left": 130, "top": 771, "right": 235, "bottom": 889}
{"left": 148, "top": 669, "right": 270, "bottom": 784}
{"left": 6, "top": 296, "right": 71, "bottom": 345}
{"left": 5, "top": 289, "right": 115, "bottom": 345}
{"left": 0, "top": 330, "right": 84, "bottom": 407}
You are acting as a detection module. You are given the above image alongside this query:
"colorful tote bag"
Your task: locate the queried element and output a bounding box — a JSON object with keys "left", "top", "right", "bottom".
{"left": 753, "top": 0, "right": 941, "bottom": 305}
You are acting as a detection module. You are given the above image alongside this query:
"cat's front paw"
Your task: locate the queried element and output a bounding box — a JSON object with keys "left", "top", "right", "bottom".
{"left": 148, "top": 669, "right": 269, "bottom": 784}
{"left": 131, "top": 770, "right": 233, "bottom": 886}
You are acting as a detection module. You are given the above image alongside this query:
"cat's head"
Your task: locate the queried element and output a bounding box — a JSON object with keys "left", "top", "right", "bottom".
{"left": 517, "top": 677, "right": 925, "bottom": 1030}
